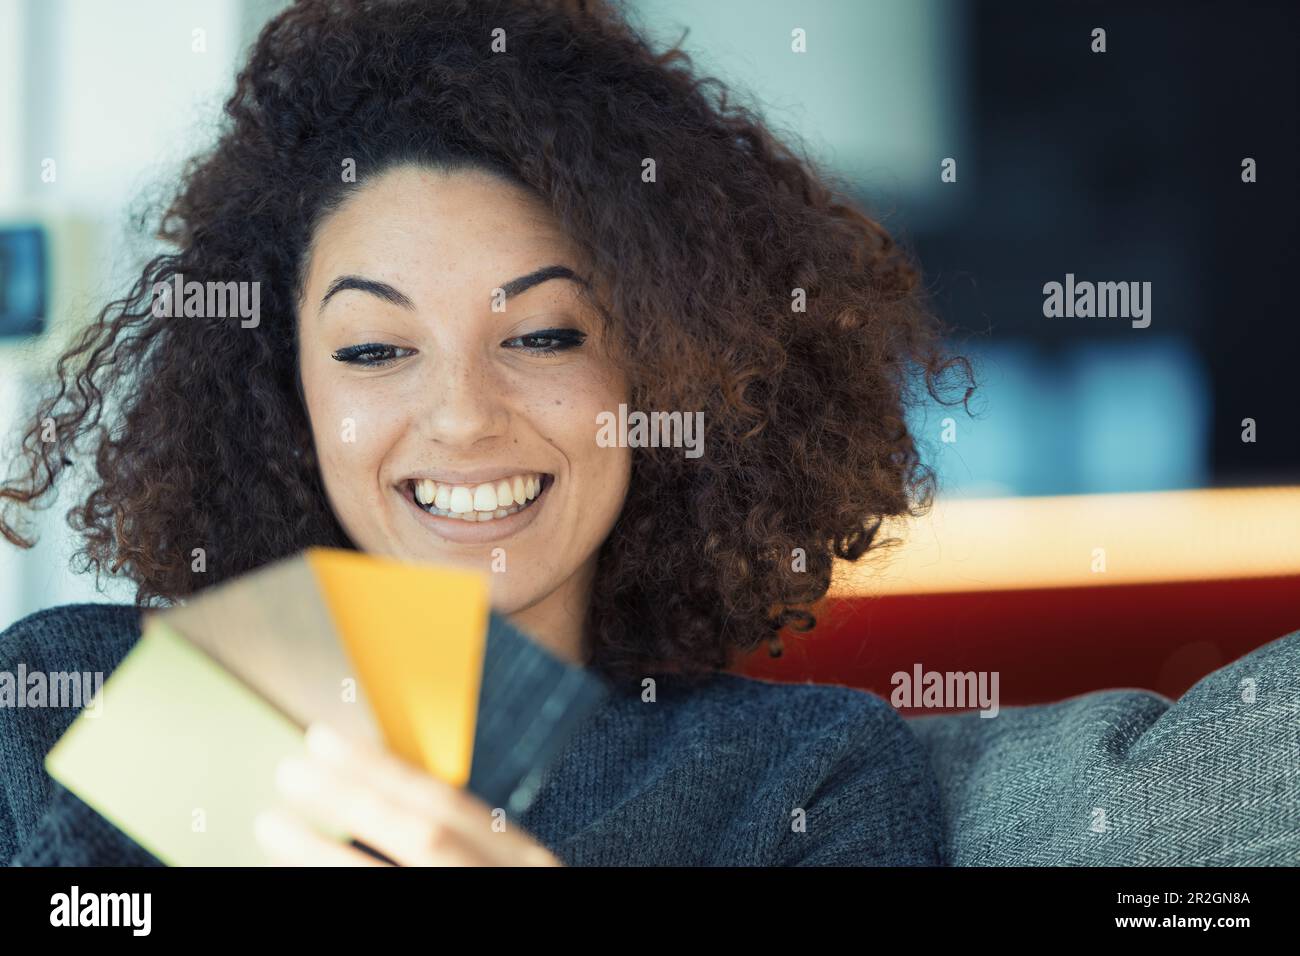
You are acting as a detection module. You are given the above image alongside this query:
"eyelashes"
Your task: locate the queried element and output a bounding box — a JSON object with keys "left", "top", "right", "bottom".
{"left": 331, "top": 328, "right": 587, "bottom": 367}
{"left": 502, "top": 328, "right": 587, "bottom": 356}
{"left": 330, "top": 343, "right": 415, "bottom": 366}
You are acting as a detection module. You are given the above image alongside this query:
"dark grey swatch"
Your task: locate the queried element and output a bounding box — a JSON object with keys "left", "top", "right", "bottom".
{"left": 468, "top": 612, "right": 610, "bottom": 816}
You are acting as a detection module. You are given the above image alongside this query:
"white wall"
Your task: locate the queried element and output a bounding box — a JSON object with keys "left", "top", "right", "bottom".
{"left": 622, "top": 0, "right": 962, "bottom": 213}
{"left": 0, "top": 0, "right": 21, "bottom": 203}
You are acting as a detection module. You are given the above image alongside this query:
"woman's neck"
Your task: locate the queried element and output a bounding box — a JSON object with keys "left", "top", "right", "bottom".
{"left": 504, "top": 558, "right": 596, "bottom": 667}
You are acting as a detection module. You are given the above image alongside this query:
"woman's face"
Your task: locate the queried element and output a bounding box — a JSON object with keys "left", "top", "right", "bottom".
{"left": 297, "top": 164, "right": 631, "bottom": 657}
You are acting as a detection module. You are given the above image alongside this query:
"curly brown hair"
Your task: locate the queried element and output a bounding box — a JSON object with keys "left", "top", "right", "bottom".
{"left": 0, "top": 0, "right": 974, "bottom": 685}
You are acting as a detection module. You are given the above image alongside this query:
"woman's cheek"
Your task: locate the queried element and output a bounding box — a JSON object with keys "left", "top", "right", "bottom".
{"left": 310, "top": 386, "right": 404, "bottom": 531}
{"left": 571, "top": 399, "right": 633, "bottom": 528}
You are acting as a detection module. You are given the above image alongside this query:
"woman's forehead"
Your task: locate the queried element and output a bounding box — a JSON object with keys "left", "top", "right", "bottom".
{"left": 304, "top": 167, "right": 580, "bottom": 284}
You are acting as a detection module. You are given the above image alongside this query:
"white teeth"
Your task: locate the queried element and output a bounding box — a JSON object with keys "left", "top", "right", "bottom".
{"left": 495, "top": 480, "right": 514, "bottom": 507}
{"left": 448, "top": 486, "right": 474, "bottom": 513}
{"left": 473, "top": 484, "right": 497, "bottom": 512}
{"left": 412, "top": 473, "right": 547, "bottom": 521}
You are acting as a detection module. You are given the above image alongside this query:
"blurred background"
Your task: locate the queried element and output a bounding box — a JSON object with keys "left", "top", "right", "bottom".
{"left": 1, "top": 0, "right": 1297, "bottom": 642}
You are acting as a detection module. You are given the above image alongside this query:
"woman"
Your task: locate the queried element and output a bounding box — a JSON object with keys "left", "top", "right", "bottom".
{"left": 0, "top": 0, "right": 974, "bottom": 866}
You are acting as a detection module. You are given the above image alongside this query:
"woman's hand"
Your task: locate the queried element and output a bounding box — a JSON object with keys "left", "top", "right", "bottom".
{"left": 253, "top": 722, "right": 562, "bottom": 867}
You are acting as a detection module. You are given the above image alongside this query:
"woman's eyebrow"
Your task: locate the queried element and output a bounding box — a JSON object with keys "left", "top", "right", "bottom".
{"left": 499, "top": 265, "right": 590, "bottom": 299}
{"left": 319, "top": 265, "right": 589, "bottom": 313}
{"left": 320, "top": 275, "right": 415, "bottom": 312}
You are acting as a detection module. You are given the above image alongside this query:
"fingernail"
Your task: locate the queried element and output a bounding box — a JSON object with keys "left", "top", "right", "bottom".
{"left": 253, "top": 810, "right": 285, "bottom": 841}
{"left": 305, "top": 722, "right": 349, "bottom": 759}
{"left": 274, "top": 756, "right": 310, "bottom": 793}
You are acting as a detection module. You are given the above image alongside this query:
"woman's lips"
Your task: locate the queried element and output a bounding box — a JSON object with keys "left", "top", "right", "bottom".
{"left": 399, "top": 475, "right": 552, "bottom": 544}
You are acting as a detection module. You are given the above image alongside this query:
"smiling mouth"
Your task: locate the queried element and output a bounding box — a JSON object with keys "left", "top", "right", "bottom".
{"left": 405, "top": 473, "right": 553, "bottom": 522}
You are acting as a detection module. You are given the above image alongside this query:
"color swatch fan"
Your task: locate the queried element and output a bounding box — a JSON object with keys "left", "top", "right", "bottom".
{"left": 44, "top": 548, "right": 609, "bottom": 866}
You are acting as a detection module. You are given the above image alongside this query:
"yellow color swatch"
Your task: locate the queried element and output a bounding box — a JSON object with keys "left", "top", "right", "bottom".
{"left": 305, "top": 548, "right": 489, "bottom": 786}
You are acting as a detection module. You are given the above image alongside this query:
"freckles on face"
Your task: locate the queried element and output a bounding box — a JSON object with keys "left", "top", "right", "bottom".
{"left": 295, "top": 164, "right": 631, "bottom": 619}
{"left": 309, "top": 370, "right": 408, "bottom": 513}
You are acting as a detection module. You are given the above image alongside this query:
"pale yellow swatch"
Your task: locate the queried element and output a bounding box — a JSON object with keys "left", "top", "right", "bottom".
{"left": 45, "top": 619, "right": 312, "bottom": 866}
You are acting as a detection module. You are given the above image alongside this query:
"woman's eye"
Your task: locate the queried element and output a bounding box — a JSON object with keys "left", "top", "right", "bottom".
{"left": 504, "top": 328, "right": 587, "bottom": 356}
{"left": 331, "top": 343, "right": 415, "bottom": 366}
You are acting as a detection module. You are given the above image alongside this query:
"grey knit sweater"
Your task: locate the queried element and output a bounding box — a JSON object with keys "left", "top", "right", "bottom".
{"left": 0, "top": 604, "right": 943, "bottom": 866}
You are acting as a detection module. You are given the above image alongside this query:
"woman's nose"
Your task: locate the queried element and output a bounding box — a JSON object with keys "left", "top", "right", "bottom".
{"left": 415, "top": 352, "right": 511, "bottom": 448}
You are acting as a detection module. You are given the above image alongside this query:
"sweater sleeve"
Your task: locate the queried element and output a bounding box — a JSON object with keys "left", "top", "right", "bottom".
{"left": 771, "top": 690, "right": 944, "bottom": 866}
{"left": 0, "top": 608, "right": 70, "bottom": 863}
{"left": 0, "top": 604, "right": 143, "bottom": 866}
{"left": 0, "top": 723, "right": 14, "bottom": 865}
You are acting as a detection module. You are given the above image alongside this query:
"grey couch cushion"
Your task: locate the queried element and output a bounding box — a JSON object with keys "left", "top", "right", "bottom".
{"left": 905, "top": 627, "right": 1300, "bottom": 865}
